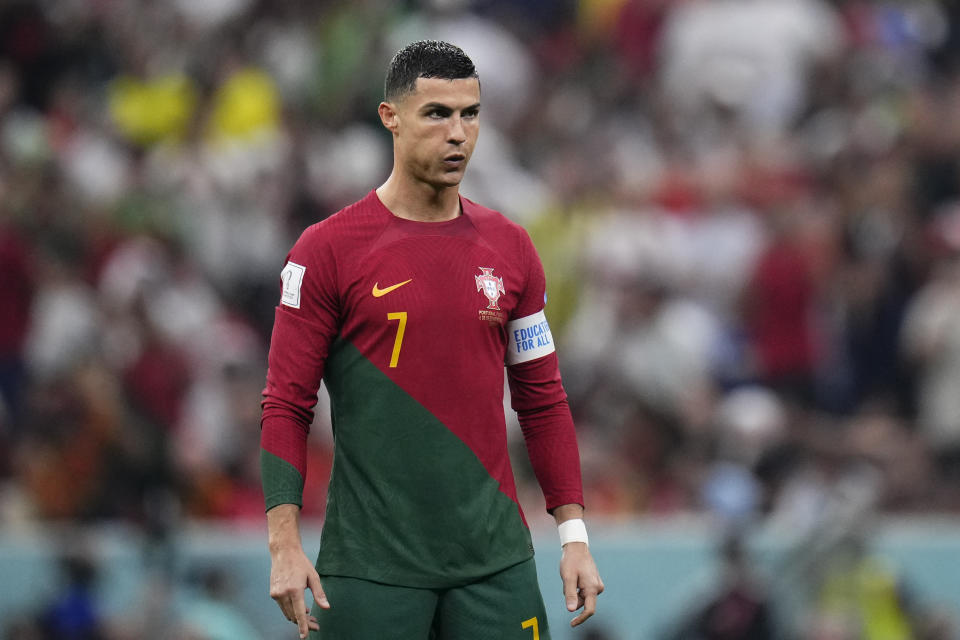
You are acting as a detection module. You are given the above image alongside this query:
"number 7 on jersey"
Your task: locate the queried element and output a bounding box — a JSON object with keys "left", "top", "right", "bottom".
{"left": 387, "top": 312, "right": 407, "bottom": 368}
{"left": 522, "top": 617, "right": 539, "bottom": 639}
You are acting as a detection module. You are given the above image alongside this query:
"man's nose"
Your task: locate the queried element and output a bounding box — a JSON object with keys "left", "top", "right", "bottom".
{"left": 447, "top": 116, "right": 467, "bottom": 144}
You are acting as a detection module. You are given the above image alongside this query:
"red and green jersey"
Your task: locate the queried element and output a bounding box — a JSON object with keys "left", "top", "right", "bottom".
{"left": 260, "top": 191, "right": 583, "bottom": 588}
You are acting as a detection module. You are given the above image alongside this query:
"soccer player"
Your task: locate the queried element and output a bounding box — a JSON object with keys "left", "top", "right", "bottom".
{"left": 260, "top": 40, "right": 604, "bottom": 639}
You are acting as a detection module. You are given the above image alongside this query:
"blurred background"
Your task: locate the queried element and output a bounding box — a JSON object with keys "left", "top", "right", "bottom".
{"left": 1, "top": 0, "right": 960, "bottom": 638}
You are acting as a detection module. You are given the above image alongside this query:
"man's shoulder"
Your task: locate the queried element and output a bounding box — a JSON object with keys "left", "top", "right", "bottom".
{"left": 298, "top": 191, "right": 385, "bottom": 248}
{"left": 462, "top": 196, "right": 530, "bottom": 241}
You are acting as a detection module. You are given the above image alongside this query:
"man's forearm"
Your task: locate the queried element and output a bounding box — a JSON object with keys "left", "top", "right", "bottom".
{"left": 516, "top": 399, "right": 584, "bottom": 511}
{"left": 268, "top": 503, "right": 304, "bottom": 552}
{"left": 552, "top": 503, "right": 584, "bottom": 524}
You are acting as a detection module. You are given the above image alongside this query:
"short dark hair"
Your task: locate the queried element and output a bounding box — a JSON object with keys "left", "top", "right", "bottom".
{"left": 384, "top": 40, "right": 478, "bottom": 101}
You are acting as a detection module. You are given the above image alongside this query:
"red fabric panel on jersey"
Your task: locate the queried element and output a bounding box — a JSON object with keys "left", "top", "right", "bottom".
{"left": 508, "top": 352, "right": 583, "bottom": 510}
{"left": 263, "top": 309, "right": 333, "bottom": 423}
{"left": 260, "top": 217, "right": 342, "bottom": 477}
{"left": 261, "top": 309, "right": 333, "bottom": 476}
{"left": 507, "top": 351, "right": 565, "bottom": 412}
{"left": 516, "top": 398, "right": 584, "bottom": 511}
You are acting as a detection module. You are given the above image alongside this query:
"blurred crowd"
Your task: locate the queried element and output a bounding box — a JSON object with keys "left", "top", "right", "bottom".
{"left": 1, "top": 0, "right": 960, "bottom": 538}
{"left": 3, "top": 0, "right": 960, "bottom": 637}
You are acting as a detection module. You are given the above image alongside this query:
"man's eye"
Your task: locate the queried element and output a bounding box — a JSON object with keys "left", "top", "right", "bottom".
{"left": 428, "top": 110, "right": 446, "bottom": 119}
{"left": 463, "top": 109, "right": 479, "bottom": 118}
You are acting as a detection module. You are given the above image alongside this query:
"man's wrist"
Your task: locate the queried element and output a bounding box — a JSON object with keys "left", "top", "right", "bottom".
{"left": 552, "top": 502, "right": 584, "bottom": 523}
{"left": 267, "top": 503, "right": 303, "bottom": 553}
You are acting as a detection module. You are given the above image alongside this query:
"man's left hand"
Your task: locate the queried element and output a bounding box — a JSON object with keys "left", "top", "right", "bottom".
{"left": 558, "top": 541, "right": 604, "bottom": 627}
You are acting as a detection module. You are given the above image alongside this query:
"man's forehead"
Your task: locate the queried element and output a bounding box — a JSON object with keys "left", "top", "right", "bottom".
{"left": 405, "top": 76, "right": 480, "bottom": 106}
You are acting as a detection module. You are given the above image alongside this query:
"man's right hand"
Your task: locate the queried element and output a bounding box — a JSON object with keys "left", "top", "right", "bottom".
{"left": 267, "top": 504, "right": 330, "bottom": 639}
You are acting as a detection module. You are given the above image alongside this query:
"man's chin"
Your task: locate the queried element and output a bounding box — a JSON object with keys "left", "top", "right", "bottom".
{"left": 429, "top": 172, "right": 465, "bottom": 189}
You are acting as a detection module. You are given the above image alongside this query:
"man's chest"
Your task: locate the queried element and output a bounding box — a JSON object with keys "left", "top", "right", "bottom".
{"left": 333, "top": 234, "right": 526, "bottom": 369}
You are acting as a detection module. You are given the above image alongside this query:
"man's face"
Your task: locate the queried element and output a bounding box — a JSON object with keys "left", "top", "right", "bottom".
{"left": 383, "top": 77, "right": 481, "bottom": 189}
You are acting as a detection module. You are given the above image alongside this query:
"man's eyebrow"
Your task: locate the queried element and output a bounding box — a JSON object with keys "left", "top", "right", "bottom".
{"left": 420, "top": 102, "right": 482, "bottom": 111}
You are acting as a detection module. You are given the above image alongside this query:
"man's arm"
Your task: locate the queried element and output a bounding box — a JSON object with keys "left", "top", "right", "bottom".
{"left": 267, "top": 504, "right": 329, "bottom": 639}
{"left": 516, "top": 396, "right": 605, "bottom": 627}
{"left": 261, "top": 227, "right": 340, "bottom": 637}
{"left": 507, "top": 228, "right": 604, "bottom": 626}
{"left": 508, "top": 333, "right": 605, "bottom": 628}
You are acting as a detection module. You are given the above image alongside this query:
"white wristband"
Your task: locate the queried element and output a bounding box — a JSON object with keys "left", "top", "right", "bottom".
{"left": 558, "top": 518, "right": 589, "bottom": 547}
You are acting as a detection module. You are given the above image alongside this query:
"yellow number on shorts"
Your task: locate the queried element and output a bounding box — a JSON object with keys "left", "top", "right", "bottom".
{"left": 521, "top": 617, "right": 539, "bottom": 640}
{"left": 387, "top": 312, "right": 407, "bottom": 368}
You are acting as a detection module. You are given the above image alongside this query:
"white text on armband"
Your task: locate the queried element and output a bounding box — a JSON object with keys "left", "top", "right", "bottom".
{"left": 506, "top": 310, "right": 555, "bottom": 365}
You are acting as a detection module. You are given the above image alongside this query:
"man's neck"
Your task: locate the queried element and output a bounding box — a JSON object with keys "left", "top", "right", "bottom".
{"left": 376, "top": 174, "right": 461, "bottom": 222}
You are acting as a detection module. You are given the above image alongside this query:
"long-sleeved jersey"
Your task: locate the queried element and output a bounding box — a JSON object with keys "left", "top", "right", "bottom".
{"left": 261, "top": 190, "right": 582, "bottom": 588}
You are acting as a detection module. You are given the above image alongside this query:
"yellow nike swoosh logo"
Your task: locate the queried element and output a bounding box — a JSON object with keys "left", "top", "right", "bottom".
{"left": 372, "top": 279, "right": 412, "bottom": 297}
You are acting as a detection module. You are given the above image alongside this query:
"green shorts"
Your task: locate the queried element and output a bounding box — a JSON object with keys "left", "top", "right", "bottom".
{"left": 309, "top": 557, "right": 550, "bottom": 640}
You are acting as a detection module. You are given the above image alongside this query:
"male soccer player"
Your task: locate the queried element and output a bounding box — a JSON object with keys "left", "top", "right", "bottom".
{"left": 260, "top": 40, "right": 604, "bottom": 639}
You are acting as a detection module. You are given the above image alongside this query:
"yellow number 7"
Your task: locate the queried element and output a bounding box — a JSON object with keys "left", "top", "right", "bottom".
{"left": 521, "top": 617, "right": 539, "bottom": 640}
{"left": 387, "top": 312, "right": 407, "bottom": 368}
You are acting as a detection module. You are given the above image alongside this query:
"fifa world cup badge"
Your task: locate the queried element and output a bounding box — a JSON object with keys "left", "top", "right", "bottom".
{"left": 475, "top": 267, "right": 505, "bottom": 310}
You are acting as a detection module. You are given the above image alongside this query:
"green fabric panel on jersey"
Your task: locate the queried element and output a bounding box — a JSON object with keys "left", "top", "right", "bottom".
{"left": 318, "top": 339, "right": 533, "bottom": 589}
{"left": 261, "top": 448, "right": 305, "bottom": 510}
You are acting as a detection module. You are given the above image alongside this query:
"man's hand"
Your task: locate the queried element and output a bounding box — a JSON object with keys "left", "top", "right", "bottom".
{"left": 559, "top": 541, "right": 604, "bottom": 627}
{"left": 267, "top": 504, "right": 330, "bottom": 638}
{"left": 553, "top": 504, "right": 604, "bottom": 627}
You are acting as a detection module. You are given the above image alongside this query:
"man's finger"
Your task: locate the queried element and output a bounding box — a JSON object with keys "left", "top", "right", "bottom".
{"left": 307, "top": 571, "right": 330, "bottom": 609}
{"left": 292, "top": 591, "right": 309, "bottom": 639}
{"left": 570, "top": 589, "right": 598, "bottom": 627}
{"left": 276, "top": 595, "right": 296, "bottom": 623}
{"left": 561, "top": 572, "right": 579, "bottom": 612}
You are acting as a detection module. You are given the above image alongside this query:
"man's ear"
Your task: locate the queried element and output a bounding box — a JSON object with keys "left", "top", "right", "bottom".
{"left": 378, "top": 101, "right": 399, "bottom": 133}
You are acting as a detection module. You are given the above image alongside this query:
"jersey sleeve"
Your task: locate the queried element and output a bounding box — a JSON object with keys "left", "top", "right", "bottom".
{"left": 260, "top": 225, "right": 340, "bottom": 511}
{"left": 506, "top": 230, "right": 584, "bottom": 511}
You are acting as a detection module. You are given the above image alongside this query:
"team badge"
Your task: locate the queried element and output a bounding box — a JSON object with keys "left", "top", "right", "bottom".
{"left": 475, "top": 267, "right": 505, "bottom": 311}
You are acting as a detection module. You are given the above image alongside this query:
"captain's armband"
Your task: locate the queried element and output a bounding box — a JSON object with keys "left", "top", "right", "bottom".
{"left": 506, "top": 310, "right": 555, "bottom": 365}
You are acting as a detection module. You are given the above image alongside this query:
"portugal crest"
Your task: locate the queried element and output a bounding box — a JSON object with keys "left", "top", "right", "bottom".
{"left": 475, "top": 267, "right": 505, "bottom": 310}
